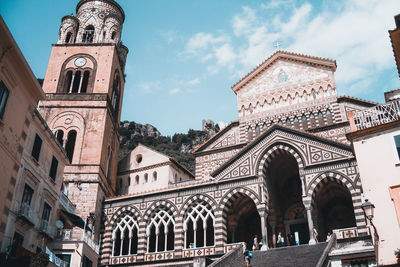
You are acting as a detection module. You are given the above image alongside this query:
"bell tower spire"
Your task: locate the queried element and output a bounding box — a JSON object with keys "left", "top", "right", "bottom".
{"left": 39, "top": 0, "right": 128, "bottom": 240}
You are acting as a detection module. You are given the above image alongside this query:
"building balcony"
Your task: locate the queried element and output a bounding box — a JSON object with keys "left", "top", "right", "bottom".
{"left": 349, "top": 99, "right": 400, "bottom": 132}
{"left": 56, "top": 229, "right": 99, "bottom": 254}
{"left": 13, "top": 201, "right": 36, "bottom": 225}
{"left": 59, "top": 192, "right": 76, "bottom": 214}
{"left": 38, "top": 220, "right": 56, "bottom": 239}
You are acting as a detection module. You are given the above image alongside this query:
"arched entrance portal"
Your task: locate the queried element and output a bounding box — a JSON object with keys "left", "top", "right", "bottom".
{"left": 264, "top": 149, "right": 309, "bottom": 246}
{"left": 226, "top": 194, "right": 261, "bottom": 250}
{"left": 313, "top": 180, "right": 356, "bottom": 241}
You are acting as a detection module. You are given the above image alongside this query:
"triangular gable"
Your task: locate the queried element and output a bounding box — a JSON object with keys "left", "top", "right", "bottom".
{"left": 194, "top": 121, "right": 240, "bottom": 153}
{"left": 211, "top": 124, "right": 354, "bottom": 181}
{"left": 118, "top": 143, "right": 171, "bottom": 172}
{"left": 232, "top": 50, "right": 337, "bottom": 93}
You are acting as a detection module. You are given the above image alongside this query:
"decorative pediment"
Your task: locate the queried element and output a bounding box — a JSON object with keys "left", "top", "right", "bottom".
{"left": 212, "top": 125, "right": 354, "bottom": 181}
{"left": 194, "top": 121, "right": 240, "bottom": 153}
{"left": 232, "top": 50, "right": 336, "bottom": 93}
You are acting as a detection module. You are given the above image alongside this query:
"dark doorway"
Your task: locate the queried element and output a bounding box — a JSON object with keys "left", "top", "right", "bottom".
{"left": 290, "top": 223, "right": 308, "bottom": 244}
{"left": 264, "top": 149, "right": 309, "bottom": 246}
{"left": 226, "top": 194, "right": 261, "bottom": 250}
{"left": 314, "top": 181, "right": 356, "bottom": 241}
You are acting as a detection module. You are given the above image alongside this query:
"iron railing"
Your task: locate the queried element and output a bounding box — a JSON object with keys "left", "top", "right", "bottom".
{"left": 39, "top": 220, "right": 56, "bottom": 239}
{"left": 14, "top": 201, "right": 36, "bottom": 225}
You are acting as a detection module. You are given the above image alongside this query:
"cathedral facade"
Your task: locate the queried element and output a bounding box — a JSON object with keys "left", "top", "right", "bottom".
{"left": 27, "top": 0, "right": 384, "bottom": 266}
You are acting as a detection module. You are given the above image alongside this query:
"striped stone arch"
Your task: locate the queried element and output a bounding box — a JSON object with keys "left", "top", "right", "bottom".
{"left": 219, "top": 187, "right": 262, "bottom": 214}
{"left": 305, "top": 171, "right": 367, "bottom": 234}
{"left": 179, "top": 194, "right": 218, "bottom": 218}
{"left": 256, "top": 143, "right": 305, "bottom": 178}
{"left": 306, "top": 171, "right": 357, "bottom": 203}
{"left": 143, "top": 199, "right": 179, "bottom": 222}
{"left": 353, "top": 174, "right": 363, "bottom": 192}
{"left": 107, "top": 205, "right": 142, "bottom": 228}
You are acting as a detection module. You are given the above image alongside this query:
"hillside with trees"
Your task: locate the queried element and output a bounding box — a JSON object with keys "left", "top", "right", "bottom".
{"left": 118, "top": 120, "right": 220, "bottom": 173}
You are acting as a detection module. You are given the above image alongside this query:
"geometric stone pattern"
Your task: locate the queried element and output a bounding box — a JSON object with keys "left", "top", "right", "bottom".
{"left": 99, "top": 126, "right": 367, "bottom": 265}
{"left": 213, "top": 126, "right": 354, "bottom": 181}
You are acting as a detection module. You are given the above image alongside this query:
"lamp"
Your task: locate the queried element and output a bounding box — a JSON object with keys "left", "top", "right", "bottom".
{"left": 361, "top": 200, "right": 375, "bottom": 221}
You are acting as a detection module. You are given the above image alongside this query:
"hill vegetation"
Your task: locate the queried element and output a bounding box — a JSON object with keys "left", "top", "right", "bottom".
{"left": 118, "top": 120, "right": 220, "bottom": 173}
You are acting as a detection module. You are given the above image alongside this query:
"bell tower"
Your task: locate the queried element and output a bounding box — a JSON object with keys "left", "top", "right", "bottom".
{"left": 39, "top": 0, "right": 128, "bottom": 239}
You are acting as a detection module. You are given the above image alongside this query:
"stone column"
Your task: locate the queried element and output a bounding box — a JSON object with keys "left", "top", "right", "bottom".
{"left": 259, "top": 211, "right": 269, "bottom": 250}
{"left": 306, "top": 206, "right": 316, "bottom": 245}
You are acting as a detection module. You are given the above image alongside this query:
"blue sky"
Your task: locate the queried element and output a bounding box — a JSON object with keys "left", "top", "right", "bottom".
{"left": 1, "top": 0, "right": 399, "bottom": 136}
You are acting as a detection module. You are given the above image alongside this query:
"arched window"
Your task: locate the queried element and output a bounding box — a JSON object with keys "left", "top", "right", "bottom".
{"left": 71, "top": 71, "right": 81, "bottom": 93}
{"left": 293, "top": 116, "right": 299, "bottom": 128}
{"left": 301, "top": 114, "right": 308, "bottom": 130}
{"left": 111, "top": 31, "right": 116, "bottom": 40}
{"left": 82, "top": 25, "right": 95, "bottom": 43}
{"left": 153, "top": 171, "right": 157, "bottom": 182}
{"left": 144, "top": 173, "right": 148, "bottom": 183}
{"left": 135, "top": 175, "right": 139, "bottom": 184}
{"left": 112, "top": 214, "right": 139, "bottom": 256}
{"left": 147, "top": 207, "right": 175, "bottom": 253}
{"left": 55, "top": 130, "right": 64, "bottom": 146}
{"left": 326, "top": 109, "right": 333, "bottom": 124}
{"left": 184, "top": 201, "right": 214, "bottom": 248}
{"left": 112, "top": 74, "right": 121, "bottom": 112}
{"left": 65, "top": 130, "right": 77, "bottom": 163}
{"left": 65, "top": 71, "right": 73, "bottom": 93}
{"left": 65, "top": 32, "right": 72, "bottom": 43}
{"left": 81, "top": 71, "right": 90, "bottom": 93}
{"left": 310, "top": 112, "right": 316, "bottom": 128}
{"left": 317, "top": 110, "right": 324, "bottom": 126}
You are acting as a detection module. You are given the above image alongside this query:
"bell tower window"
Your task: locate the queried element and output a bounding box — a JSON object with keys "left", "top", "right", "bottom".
{"left": 65, "top": 130, "right": 77, "bottom": 163}
{"left": 82, "top": 26, "right": 95, "bottom": 43}
{"left": 65, "top": 32, "right": 72, "bottom": 43}
{"left": 71, "top": 71, "right": 81, "bottom": 93}
{"left": 65, "top": 69, "right": 91, "bottom": 93}
{"left": 111, "top": 31, "right": 116, "bottom": 40}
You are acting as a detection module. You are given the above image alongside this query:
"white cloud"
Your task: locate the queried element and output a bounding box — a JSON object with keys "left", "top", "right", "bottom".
{"left": 168, "top": 88, "right": 181, "bottom": 95}
{"left": 138, "top": 81, "right": 160, "bottom": 94}
{"left": 185, "top": 32, "right": 228, "bottom": 55}
{"left": 260, "top": 0, "right": 295, "bottom": 10}
{"left": 161, "top": 30, "right": 181, "bottom": 44}
{"left": 215, "top": 43, "right": 236, "bottom": 67}
{"left": 181, "top": 0, "right": 399, "bottom": 96}
{"left": 187, "top": 78, "right": 201, "bottom": 86}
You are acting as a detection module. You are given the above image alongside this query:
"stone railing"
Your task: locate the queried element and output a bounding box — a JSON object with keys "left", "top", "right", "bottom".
{"left": 349, "top": 99, "right": 400, "bottom": 131}
{"left": 56, "top": 229, "right": 100, "bottom": 254}
{"left": 332, "top": 227, "right": 359, "bottom": 239}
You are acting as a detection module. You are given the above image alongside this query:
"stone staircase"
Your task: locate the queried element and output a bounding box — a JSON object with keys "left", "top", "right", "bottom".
{"left": 250, "top": 242, "right": 329, "bottom": 267}
{"left": 208, "top": 242, "right": 330, "bottom": 267}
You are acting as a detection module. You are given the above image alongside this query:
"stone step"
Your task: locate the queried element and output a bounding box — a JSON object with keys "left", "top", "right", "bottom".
{"left": 248, "top": 242, "right": 329, "bottom": 267}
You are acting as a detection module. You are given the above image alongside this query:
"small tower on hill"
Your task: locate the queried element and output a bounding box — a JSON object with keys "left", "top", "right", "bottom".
{"left": 39, "top": 0, "right": 128, "bottom": 240}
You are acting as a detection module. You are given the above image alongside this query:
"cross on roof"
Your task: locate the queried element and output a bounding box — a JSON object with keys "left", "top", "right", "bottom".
{"left": 274, "top": 41, "right": 282, "bottom": 50}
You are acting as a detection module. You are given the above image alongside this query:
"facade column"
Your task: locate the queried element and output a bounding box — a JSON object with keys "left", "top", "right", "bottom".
{"left": 306, "top": 205, "right": 316, "bottom": 245}
{"left": 69, "top": 74, "right": 75, "bottom": 93}
{"left": 78, "top": 74, "right": 83, "bottom": 93}
{"left": 259, "top": 211, "right": 269, "bottom": 250}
